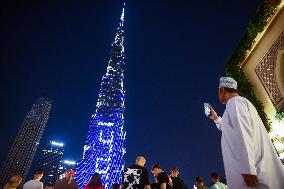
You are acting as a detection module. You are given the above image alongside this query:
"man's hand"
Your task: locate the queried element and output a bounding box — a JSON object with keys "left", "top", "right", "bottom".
{"left": 209, "top": 107, "right": 218, "bottom": 120}
{"left": 242, "top": 174, "right": 258, "bottom": 187}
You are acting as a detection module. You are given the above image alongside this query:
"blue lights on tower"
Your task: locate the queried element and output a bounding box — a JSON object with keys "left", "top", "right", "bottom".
{"left": 75, "top": 4, "right": 126, "bottom": 189}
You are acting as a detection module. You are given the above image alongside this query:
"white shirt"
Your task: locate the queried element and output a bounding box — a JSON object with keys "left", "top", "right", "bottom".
{"left": 214, "top": 96, "right": 284, "bottom": 189}
{"left": 23, "top": 179, "right": 43, "bottom": 189}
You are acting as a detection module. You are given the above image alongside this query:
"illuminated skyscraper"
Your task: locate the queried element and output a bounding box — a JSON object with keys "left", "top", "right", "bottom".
{"left": 37, "top": 141, "right": 64, "bottom": 185}
{"left": 0, "top": 98, "right": 52, "bottom": 187}
{"left": 75, "top": 4, "right": 126, "bottom": 189}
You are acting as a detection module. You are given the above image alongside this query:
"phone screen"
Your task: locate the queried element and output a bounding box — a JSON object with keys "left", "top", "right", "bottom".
{"left": 204, "top": 103, "right": 211, "bottom": 117}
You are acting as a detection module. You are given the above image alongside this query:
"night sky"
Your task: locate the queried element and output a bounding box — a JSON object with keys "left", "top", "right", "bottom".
{"left": 0, "top": 0, "right": 262, "bottom": 187}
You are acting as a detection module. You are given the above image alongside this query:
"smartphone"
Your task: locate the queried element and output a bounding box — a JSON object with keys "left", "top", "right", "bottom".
{"left": 204, "top": 103, "right": 211, "bottom": 117}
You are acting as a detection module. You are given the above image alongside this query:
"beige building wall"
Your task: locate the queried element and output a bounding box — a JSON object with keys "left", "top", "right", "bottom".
{"left": 241, "top": 2, "right": 284, "bottom": 158}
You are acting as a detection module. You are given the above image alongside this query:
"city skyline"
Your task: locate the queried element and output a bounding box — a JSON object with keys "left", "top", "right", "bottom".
{"left": 0, "top": 97, "right": 79, "bottom": 187}
{"left": 1, "top": 0, "right": 270, "bottom": 186}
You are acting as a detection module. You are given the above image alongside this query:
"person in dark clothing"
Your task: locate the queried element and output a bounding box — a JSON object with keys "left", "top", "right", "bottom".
{"left": 151, "top": 164, "right": 170, "bottom": 189}
{"left": 170, "top": 167, "right": 187, "bottom": 189}
{"left": 195, "top": 177, "right": 208, "bottom": 189}
{"left": 111, "top": 183, "right": 120, "bottom": 189}
{"left": 122, "top": 155, "right": 150, "bottom": 189}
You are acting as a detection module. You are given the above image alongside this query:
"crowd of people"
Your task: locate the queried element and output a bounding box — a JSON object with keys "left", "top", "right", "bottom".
{"left": 123, "top": 155, "right": 227, "bottom": 189}
{"left": 3, "top": 155, "right": 226, "bottom": 189}
{"left": 3, "top": 169, "right": 78, "bottom": 189}
{"left": 3, "top": 77, "right": 284, "bottom": 189}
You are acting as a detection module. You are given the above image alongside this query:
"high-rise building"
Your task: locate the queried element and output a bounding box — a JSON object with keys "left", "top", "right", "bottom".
{"left": 37, "top": 141, "right": 64, "bottom": 185}
{"left": 58, "top": 160, "right": 77, "bottom": 179}
{"left": 75, "top": 4, "right": 127, "bottom": 189}
{"left": 0, "top": 98, "right": 52, "bottom": 187}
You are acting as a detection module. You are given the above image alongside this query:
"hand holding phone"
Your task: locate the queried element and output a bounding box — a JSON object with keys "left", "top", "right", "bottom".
{"left": 204, "top": 103, "right": 219, "bottom": 120}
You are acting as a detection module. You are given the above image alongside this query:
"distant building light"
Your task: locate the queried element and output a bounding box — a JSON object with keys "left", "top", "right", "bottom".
{"left": 63, "top": 160, "right": 76, "bottom": 165}
{"left": 51, "top": 141, "right": 64, "bottom": 147}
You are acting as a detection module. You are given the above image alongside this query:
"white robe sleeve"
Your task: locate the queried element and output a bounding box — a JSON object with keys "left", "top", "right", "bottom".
{"left": 226, "top": 99, "right": 257, "bottom": 175}
{"left": 214, "top": 116, "right": 222, "bottom": 130}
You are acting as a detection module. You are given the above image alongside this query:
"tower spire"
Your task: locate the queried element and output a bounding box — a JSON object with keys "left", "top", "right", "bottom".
{"left": 107, "top": 3, "right": 126, "bottom": 79}
{"left": 120, "top": 2, "right": 125, "bottom": 25}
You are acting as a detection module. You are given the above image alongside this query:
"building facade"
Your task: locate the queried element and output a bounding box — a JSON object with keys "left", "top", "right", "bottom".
{"left": 75, "top": 4, "right": 127, "bottom": 189}
{"left": 0, "top": 98, "right": 52, "bottom": 186}
{"left": 37, "top": 141, "right": 64, "bottom": 185}
{"left": 240, "top": 1, "right": 284, "bottom": 159}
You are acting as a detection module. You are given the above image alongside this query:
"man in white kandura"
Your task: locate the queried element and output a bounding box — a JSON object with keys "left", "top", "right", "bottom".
{"left": 208, "top": 77, "right": 284, "bottom": 189}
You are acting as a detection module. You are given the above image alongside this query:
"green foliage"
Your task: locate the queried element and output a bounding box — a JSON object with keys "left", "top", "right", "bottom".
{"left": 272, "top": 136, "right": 284, "bottom": 155}
{"left": 225, "top": 2, "right": 280, "bottom": 132}
{"left": 276, "top": 110, "right": 284, "bottom": 121}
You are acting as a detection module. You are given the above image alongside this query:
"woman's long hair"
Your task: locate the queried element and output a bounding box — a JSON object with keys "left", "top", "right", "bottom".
{"left": 88, "top": 173, "right": 102, "bottom": 188}
{"left": 3, "top": 175, "right": 22, "bottom": 189}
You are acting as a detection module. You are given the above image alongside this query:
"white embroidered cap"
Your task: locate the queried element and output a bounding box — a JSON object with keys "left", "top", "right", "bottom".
{"left": 219, "top": 77, "right": 237, "bottom": 90}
